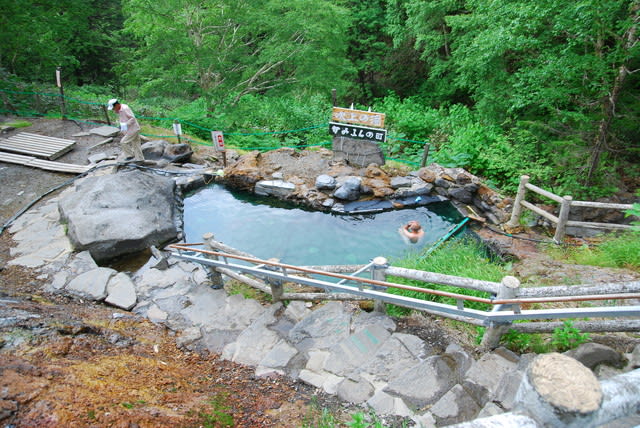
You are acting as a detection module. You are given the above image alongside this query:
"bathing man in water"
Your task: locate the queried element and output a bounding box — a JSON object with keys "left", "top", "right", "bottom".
{"left": 399, "top": 220, "right": 425, "bottom": 244}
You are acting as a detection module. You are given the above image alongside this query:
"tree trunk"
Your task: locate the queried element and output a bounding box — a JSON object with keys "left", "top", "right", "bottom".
{"left": 586, "top": 4, "right": 639, "bottom": 185}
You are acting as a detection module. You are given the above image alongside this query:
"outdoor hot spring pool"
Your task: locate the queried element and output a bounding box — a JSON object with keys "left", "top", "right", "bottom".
{"left": 183, "top": 184, "right": 465, "bottom": 266}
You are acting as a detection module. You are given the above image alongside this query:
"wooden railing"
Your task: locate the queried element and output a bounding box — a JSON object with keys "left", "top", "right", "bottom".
{"left": 506, "top": 175, "right": 636, "bottom": 242}
{"left": 168, "top": 235, "right": 640, "bottom": 350}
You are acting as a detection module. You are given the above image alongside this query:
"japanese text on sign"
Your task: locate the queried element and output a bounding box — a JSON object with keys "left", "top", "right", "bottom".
{"left": 331, "top": 107, "right": 385, "bottom": 128}
{"left": 211, "top": 131, "right": 225, "bottom": 151}
{"left": 329, "top": 122, "right": 387, "bottom": 143}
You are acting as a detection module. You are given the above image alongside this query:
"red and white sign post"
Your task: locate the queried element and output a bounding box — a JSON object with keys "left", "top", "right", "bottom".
{"left": 211, "top": 131, "right": 226, "bottom": 167}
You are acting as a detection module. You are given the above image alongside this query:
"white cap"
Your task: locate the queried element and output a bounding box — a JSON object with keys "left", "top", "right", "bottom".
{"left": 107, "top": 98, "right": 118, "bottom": 110}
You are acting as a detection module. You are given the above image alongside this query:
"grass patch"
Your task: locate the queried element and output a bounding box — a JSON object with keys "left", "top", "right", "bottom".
{"left": 196, "top": 392, "right": 234, "bottom": 428}
{"left": 225, "top": 279, "right": 272, "bottom": 303}
{"left": 3, "top": 119, "right": 31, "bottom": 128}
{"left": 302, "top": 407, "right": 339, "bottom": 428}
{"left": 385, "top": 237, "right": 508, "bottom": 316}
{"left": 301, "top": 396, "right": 405, "bottom": 428}
{"left": 547, "top": 231, "right": 640, "bottom": 271}
{"left": 488, "top": 320, "right": 592, "bottom": 354}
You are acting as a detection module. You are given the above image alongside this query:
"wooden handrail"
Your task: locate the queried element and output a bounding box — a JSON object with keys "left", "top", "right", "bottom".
{"left": 168, "top": 243, "right": 640, "bottom": 306}
{"left": 507, "top": 175, "right": 637, "bottom": 242}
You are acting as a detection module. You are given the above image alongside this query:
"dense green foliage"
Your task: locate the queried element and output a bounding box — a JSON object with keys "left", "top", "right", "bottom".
{"left": 2, "top": 0, "right": 639, "bottom": 198}
{"left": 0, "top": 0, "right": 124, "bottom": 85}
{"left": 120, "top": 0, "right": 352, "bottom": 113}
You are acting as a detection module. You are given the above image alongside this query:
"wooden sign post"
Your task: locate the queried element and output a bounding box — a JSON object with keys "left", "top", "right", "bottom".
{"left": 56, "top": 67, "right": 67, "bottom": 120}
{"left": 331, "top": 106, "right": 385, "bottom": 128}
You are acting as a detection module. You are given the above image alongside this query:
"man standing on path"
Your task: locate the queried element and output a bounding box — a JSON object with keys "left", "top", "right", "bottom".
{"left": 107, "top": 98, "right": 144, "bottom": 161}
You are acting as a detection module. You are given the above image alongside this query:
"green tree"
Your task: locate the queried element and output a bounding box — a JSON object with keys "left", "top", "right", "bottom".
{"left": 344, "top": 0, "right": 388, "bottom": 103}
{"left": 343, "top": 0, "right": 426, "bottom": 103}
{"left": 385, "top": 0, "right": 467, "bottom": 102}
{"left": 0, "top": 0, "right": 124, "bottom": 84}
{"left": 445, "top": 0, "right": 640, "bottom": 183}
{"left": 120, "top": 0, "right": 352, "bottom": 112}
{"left": 387, "top": 0, "right": 640, "bottom": 188}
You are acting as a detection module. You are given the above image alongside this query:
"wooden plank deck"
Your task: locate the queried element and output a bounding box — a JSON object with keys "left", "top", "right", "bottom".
{"left": 0, "top": 132, "right": 76, "bottom": 160}
{"left": 0, "top": 151, "right": 91, "bottom": 174}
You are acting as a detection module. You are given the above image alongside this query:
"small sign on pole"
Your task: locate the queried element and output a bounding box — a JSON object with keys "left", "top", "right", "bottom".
{"left": 211, "top": 131, "right": 225, "bottom": 151}
{"left": 211, "top": 130, "right": 227, "bottom": 167}
{"left": 173, "top": 121, "right": 182, "bottom": 144}
{"left": 172, "top": 121, "right": 182, "bottom": 135}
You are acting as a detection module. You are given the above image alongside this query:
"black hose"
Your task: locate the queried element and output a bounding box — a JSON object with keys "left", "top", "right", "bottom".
{"left": 483, "top": 224, "right": 586, "bottom": 247}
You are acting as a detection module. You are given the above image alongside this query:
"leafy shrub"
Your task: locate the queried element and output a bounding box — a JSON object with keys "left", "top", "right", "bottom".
{"left": 551, "top": 320, "right": 590, "bottom": 352}
{"left": 500, "top": 329, "right": 548, "bottom": 354}
{"left": 493, "top": 320, "right": 590, "bottom": 354}
{"left": 374, "top": 94, "right": 442, "bottom": 142}
{"left": 158, "top": 93, "right": 331, "bottom": 150}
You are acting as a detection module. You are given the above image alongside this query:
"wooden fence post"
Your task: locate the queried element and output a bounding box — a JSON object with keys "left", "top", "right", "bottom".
{"left": 506, "top": 175, "right": 529, "bottom": 228}
{"left": 174, "top": 120, "right": 182, "bottom": 144}
{"left": 420, "top": 143, "right": 430, "bottom": 168}
{"left": 56, "top": 67, "right": 67, "bottom": 119}
{"left": 102, "top": 104, "right": 111, "bottom": 125}
{"left": 203, "top": 232, "right": 224, "bottom": 289}
{"left": 554, "top": 195, "right": 573, "bottom": 243}
{"left": 264, "top": 258, "right": 284, "bottom": 302}
{"left": 34, "top": 93, "right": 41, "bottom": 114}
{"left": 371, "top": 256, "right": 388, "bottom": 313}
{"left": 481, "top": 275, "right": 520, "bottom": 350}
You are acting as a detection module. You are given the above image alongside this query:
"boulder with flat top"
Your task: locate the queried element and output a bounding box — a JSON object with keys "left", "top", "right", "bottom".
{"left": 58, "top": 170, "right": 179, "bottom": 262}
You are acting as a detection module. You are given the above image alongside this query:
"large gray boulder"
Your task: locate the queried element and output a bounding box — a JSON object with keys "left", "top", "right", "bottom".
{"left": 565, "top": 343, "right": 627, "bottom": 370}
{"left": 385, "top": 355, "right": 459, "bottom": 408}
{"left": 333, "top": 176, "right": 362, "bottom": 201}
{"left": 142, "top": 140, "right": 193, "bottom": 163}
{"left": 58, "top": 170, "right": 179, "bottom": 262}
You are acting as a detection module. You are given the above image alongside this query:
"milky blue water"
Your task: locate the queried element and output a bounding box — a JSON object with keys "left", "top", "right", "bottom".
{"left": 183, "top": 184, "right": 463, "bottom": 266}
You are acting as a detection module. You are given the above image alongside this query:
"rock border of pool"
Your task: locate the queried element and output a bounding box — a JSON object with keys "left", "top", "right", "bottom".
{"left": 220, "top": 148, "right": 512, "bottom": 226}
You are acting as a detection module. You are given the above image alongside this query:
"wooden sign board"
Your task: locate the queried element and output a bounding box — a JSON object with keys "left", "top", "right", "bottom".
{"left": 332, "top": 107, "right": 385, "bottom": 128}
{"left": 329, "top": 122, "right": 387, "bottom": 143}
